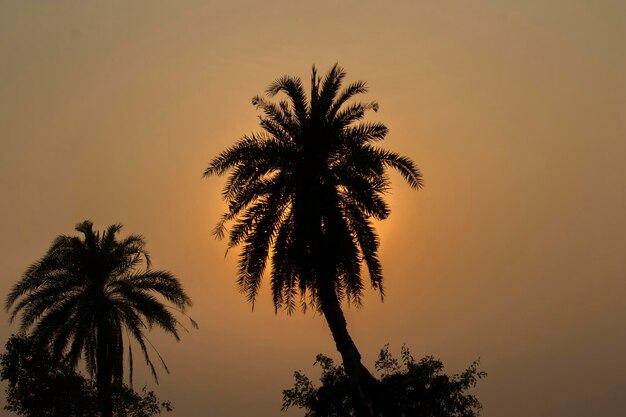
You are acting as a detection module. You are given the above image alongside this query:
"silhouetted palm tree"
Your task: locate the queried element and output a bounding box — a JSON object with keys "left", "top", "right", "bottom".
{"left": 205, "top": 64, "right": 422, "bottom": 416}
{"left": 6, "top": 221, "right": 196, "bottom": 417}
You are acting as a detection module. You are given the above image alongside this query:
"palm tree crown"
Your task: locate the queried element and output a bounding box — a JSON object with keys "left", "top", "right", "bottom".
{"left": 6, "top": 220, "right": 195, "bottom": 416}
{"left": 206, "top": 64, "right": 422, "bottom": 416}
{"left": 205, "top": 64, "right": 422, "bottom": 313}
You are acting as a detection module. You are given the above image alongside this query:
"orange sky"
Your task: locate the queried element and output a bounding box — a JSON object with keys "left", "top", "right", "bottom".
{"left": 1, "top": 1, "right": 625, "bottom": 416}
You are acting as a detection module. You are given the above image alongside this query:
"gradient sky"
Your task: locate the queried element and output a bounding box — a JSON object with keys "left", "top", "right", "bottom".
{"left": 1, "top": 1, "right": 625, "bottom": 416}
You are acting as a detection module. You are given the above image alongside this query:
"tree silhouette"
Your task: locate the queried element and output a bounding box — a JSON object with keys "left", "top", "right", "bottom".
{"left": 0, "top": 334, "right": 173, "bottom": 417}
{"left": 282, "top": 345, "right": 486, "bottom": 417}
{"left": 205, "top": 64, "right": 422, "bottom": 416}
{"left": 6, "top": 221, "right": 196, "bottom": 417}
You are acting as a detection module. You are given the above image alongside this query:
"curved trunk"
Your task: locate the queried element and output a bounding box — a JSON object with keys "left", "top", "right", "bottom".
{"left": 318, "top": 284, "right": 376, "bottom": 417}
{"left": 305, "top": 186, "right": 395, "bottom": 416}
{"left": 96, "top": 318, "right": 114, "bottom": 417}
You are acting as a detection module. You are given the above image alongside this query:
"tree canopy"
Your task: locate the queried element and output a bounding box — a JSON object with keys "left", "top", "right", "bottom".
{"left": 5, "top": 220, "right": 195, "bottom": 417}
{"left": 0, "top": 334, "right": 172, "bottom": 417}
{"left": 205, "top": 64, "right": 422, "bottom": 313}
{"left": 283, "top": 345, "right": 486, "bottom": 417}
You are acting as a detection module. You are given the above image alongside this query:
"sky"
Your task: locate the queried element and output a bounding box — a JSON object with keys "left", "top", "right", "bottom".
{"left": 1, "top": 1, "right": 625, "bottom": 416}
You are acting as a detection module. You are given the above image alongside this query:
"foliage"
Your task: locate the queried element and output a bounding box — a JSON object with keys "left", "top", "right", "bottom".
{"left": 0, "top": 334, "right": 172, "bottom": 417}
{"left": 206, "top": 64, "right": 422, "bottom": 416}
{"left": 205, "top": 64, "right": 423, "bottom": 312}
{"left": 282, "top": 345, "right": 487, "bottom": 417}
{"left": 5, "top": 221, "right": 195, "bottom": 417}
{"left": 283, "top": 354, "right": 353, "bottom": 417}
{"left": 112, "top": 386, "right": 173, "bottom": 417}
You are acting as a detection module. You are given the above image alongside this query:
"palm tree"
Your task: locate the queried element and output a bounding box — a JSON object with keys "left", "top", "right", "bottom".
{"left": 6, "top": 220, "right": 196, "bottom": 417}
{"left": 204, "top": 64, "right": 422, "bottom": 416}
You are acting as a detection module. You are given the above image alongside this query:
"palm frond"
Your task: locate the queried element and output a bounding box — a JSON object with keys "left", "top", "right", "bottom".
{"left": 328, "top": 80, "right": 368, "bottom": 120}
{"left": 266, "top": 75, "right": 309, "bottom": 123}
{"left": 316, "top": 64, "right": 345, "bottom": 117}
{"left": 204, "top": 65, "right": 422, "bottom": 317}
{"left": 374, "top": 148, "right": 424, "bottom": 189}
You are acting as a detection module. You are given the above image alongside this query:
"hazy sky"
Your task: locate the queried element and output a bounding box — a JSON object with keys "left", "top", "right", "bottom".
{"left": 1, "top": 1, "right": 625, "bottom": 416}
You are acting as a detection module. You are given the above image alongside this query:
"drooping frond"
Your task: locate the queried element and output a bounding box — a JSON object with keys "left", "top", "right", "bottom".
{"left": 266, "top": 75, "right": 309, "bottom": 123}
{"left": 253, "top": 95, "right": 300, "bottom": 138}
{"left": 236, "top": 186, "right": 291, "bottom": 306}
{"left": 373, "top": 148, "right": 424, "bottom": 189}
{"left": 341, "top": 197, "right": 384, "bottom": 297}
{"left": 118, "top": 270, "right": 192, "bottom": 310}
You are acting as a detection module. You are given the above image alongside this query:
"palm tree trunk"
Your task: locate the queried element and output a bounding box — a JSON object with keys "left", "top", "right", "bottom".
{"left": 96, "top": 318, "right": 114, "bottom": 417}
{"left": 318, "top": 282, "right": 377, "bottom": 417}
{"left": 310, "top": 208, "right": 379, "bottom": 417}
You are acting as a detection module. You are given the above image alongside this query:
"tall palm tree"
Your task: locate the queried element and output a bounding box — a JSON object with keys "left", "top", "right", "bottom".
{"left": 6, "top": 220, "right": 196, "bottom": 417}
{"left": 205, "top": 64, "right": 422, "bottom": 416}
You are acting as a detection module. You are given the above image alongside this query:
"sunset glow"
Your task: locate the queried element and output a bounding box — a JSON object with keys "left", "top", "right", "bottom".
{"left": 1, "top": 1, "right": 625, "bottom": 417}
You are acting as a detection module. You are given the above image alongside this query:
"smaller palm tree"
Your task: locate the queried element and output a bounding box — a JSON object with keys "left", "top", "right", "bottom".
{"left": 6, "top": 220, "right": 196, "bottom": 417}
